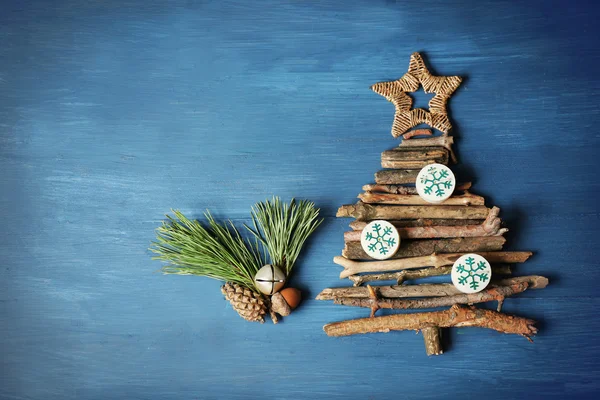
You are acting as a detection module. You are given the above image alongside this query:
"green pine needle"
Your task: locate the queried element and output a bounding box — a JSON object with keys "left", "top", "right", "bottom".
{"left": 246, "top": 197, "right": 323, "bottom": 276}
{"left": 150, "top": 210, "right": 265, "bottom": 289}
{"left": 149, "top": 198, "right": 322, "bottom": 291}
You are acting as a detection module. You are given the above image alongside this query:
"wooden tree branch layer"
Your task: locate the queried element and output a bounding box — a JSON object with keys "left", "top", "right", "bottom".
{"left": 336, "top": 251, "right": 531, "bottom": 277}
{"left": 381, "top": 147, "right": 449, "bottom": 169}
{"left": 348, "top": 264, "right": 512, "bottom": 286}
{"left": 344, "top": 206, "right": 506, "bottom": 241}
{"left": 322, "top": 304, "right": 538, "bottom": 340}
{"left": 316, "top": 276, "right": 548, "bottom": 300}
{"left": 349, "top": 218, "right": 484, "bottom": 230}
{"left": 363, "top": 182, "right": 471, "bottom": 195}
{"left": 402, "top": 128, "right": 433, "bottom": 139}
{"left": 337, "top": 202, "right": 491, "bottom": 221}
{"left": 334, "top": 281, "right": 534, "bottom": 312}
{"left": 398, "top": 132, "right": 454, "bottom": 149}
{"left": 380, "top": 159, "right": 444, "bottom": 170}
{"left": 397, "top": 132, "right": 457, "bottom": 163}
{"left": 375, "top": 169, "right": 420, "bottom": 184}
{"left": 358, "top": 191, "right": 484, "bottom": 206}
{"left": 342, "top": 236, "right": 505, "bottom": 262}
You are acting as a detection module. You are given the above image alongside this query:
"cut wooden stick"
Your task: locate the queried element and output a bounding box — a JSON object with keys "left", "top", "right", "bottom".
{"left": 316, "top": 276, "right": 548, "bottom": 300}
{"left": 362, "top": 182, "right": 471, "bottom": 195}
{"left": 402, "top": 128, "right": 433, "bottom": 139}
{"left": 375, "top": 169, "right": 420, "bottom": 184}
{"left": 422, "top": 326, "right": 443, "bottom": 356}
{"left": 358, "top": 191, "right": 484, "bottom": 206}
{"left": 397, "top": 132, "right": 457, "bottom": 163}
{"left": 335, "top": 281, "right": 537, "bottom": 314}
{"left": 344, "top": 206, "right": 507, "bottom": 241}
{"left": 322, "top": 304, "right": 538, "bottom": 341}
{"left": 337, "top": 202, "right": 491, "bottom": 221}
{"left": 348, "top": 264, "right": 512, "bottom": 286}
{"left": 336, "top": 251, "right": 531, "bottom": 277}
{"left": 349, "top": 218, "right": 484, "bottom": 230}
{"left": 342, "top": 236, "right": 506, "bottom": 262}
{"left": 381, "top": 147, "right": 449, "bottom": 169}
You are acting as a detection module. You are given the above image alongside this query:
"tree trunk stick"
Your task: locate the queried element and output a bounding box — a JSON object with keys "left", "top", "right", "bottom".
{"left": 362, "top": 182, "right": 472, "bottom": 195}
{"left": 358, "top": 191, "right": 484, "bottom": 206}
{"left": 316, "top": 276, "right": 548, "bottom": 300}
{"left": 422, "top": 326, "right": 443, "bottom": 356}
{"left": 337, "top": 202, "right": 491, "bottom": 221}
{"left": 335, "top": 282, "right": 532, "bottom": 313}
{"left": 375, "top": 169, "right": 420, "bottom": 184}
{"left": 348, "top": 265, "right": 512, "bottom": 286}
{"left": 349, "top": 218, "right": 484, "bottom": 230}
{"left": 398, "top": 132, "right": 457, "bottom": 163}
{"left": 402, "top": 128, "right": 433, "bottom": 139}
{"left": 323, "top": 304, "right": 538, "bottom": 341}
{"left": 342, "top": 236, "right": 505, "bottom": 262}
{"left": 345, "top": 206, "right": 506, "bottom": 241}
{"left": 336, "top": 250, "right": 531, "bottom": 277}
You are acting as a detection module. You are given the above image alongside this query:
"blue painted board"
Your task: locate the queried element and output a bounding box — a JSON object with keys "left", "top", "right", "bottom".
{"left": 1, "top": 0, "right": 600, "bottom": 399}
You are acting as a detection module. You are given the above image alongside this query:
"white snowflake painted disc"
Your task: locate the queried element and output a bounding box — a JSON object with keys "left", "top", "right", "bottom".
{"left": 416, "top": 163, "right": 456, "bottom": 204}
{"left": 360, "top": 220, "right": 400, "bottom": 260}
{"left": 451, "top": 254, "right": 492, "bottom": 294}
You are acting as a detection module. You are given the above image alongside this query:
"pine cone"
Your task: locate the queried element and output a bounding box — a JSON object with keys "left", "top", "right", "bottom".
{"left": 221, "top": 282, "right": 267, "bottom": 323}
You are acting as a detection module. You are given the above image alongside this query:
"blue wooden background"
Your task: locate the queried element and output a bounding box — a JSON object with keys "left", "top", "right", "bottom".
{"left": 2, "top": 0, "right": 599, "bottom": 398}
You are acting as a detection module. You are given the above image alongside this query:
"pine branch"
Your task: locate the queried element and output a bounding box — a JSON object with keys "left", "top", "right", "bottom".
{"left": 246, "top": 197, "right": 323, "bottom": 276}
{"left": 150, "top": 198, "right": 323, "bottom": 292}
{"left": 149, "top": 210, "right": 264, "bottom": 290}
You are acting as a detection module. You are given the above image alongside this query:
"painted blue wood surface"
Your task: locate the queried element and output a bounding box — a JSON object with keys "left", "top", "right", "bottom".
{"left": 1, "top": 0, "right": 600, "bottom": 398}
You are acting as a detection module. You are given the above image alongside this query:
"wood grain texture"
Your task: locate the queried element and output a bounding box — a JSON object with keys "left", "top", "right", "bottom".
{"left": 1, "top": 0, "right": 599, "bottom": 399}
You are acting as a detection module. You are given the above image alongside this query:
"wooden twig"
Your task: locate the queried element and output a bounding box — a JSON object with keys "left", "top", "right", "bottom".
{"left": 358, "top": 191, "right": 484, "bottom": 206}
{"left": 336, "top": 251, "right": 531, "bottom": 277}
{"left": 362, "top": 182, "right": 471, "bottom": 195}
{"left": 334, "top": 281, "right": 535, "bottom": 314}
{"left": 398, "top": 132, "right": 457, "bottom": 163}
{"left": 322, "top": 304, "right": 538, "bottom": 342}
{"left": 342, "top": 236, "right": 505, "bottom": 262}
{"left": 349, "top": 218, "right": 484, "bottom": 230}
{"left": 375, "top": 169, "right": 420, "bottom": 184}
{"left": 348, "top": 264, "right": 512, "bottom": 286}
{"left": 381, "top": 147, "right": 449, "bottom": 169}
{"left": 402, "top": 128, "right": 433, "bottom": 139}
{"left": 344, "top": 206, "right": 507, "bottom": 241}
{"left": 336, "top": 202, "right": 491, "bottom": 221}
{"left": 316, "top": 276, "right": 548, "bottom": 300}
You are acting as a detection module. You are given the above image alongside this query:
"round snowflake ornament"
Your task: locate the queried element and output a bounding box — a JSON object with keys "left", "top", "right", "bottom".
{"left": 451, "top": 254, "right": 492, "bottom": 294}
{"left": 360, "top": 220, "right": 400, "bottom": 260}
{"left": 416, "top": 163, "right": 456, "bottom": 204}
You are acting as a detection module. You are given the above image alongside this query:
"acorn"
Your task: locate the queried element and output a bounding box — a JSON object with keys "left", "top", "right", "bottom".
{"left": 270, "top": 287, "right": 302, "bottom": 316}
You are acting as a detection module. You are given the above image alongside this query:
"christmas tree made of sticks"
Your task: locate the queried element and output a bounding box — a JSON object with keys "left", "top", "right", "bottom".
{"left": 317, "top": 53, "right": 548, "bottom": 355}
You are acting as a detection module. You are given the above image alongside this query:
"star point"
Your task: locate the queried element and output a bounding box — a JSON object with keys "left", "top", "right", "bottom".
{"left": 371, "top": 52, "right": 462, "bottom": 137}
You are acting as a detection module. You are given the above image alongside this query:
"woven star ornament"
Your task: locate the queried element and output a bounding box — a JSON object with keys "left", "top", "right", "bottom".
{"left": 371, "top": 52, "right": 462, "bottom": 137}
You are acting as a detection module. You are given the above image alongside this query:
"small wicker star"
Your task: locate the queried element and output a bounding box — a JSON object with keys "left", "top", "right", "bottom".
{"left": 371, "top": 52, "right": 462, "bottom": 137}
